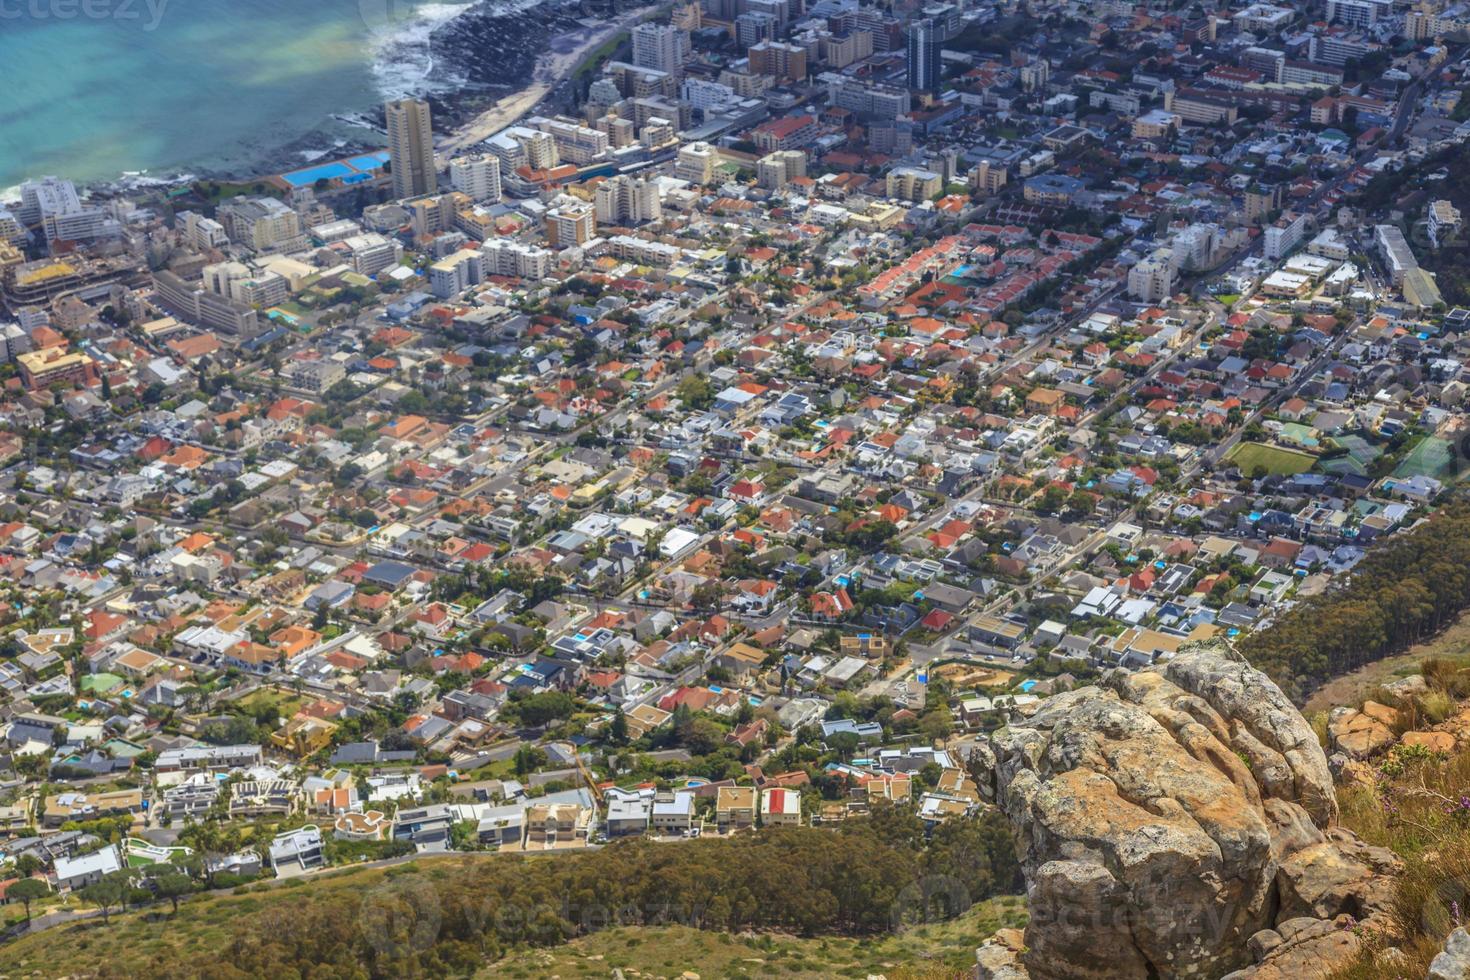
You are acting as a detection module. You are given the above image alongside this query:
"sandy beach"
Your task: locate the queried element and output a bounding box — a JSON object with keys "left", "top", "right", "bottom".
{"left": 440, "top": 8, "right": 655, "bottom": 156}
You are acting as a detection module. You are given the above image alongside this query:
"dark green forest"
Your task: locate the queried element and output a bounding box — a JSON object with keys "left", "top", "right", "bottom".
{"left": 154, "top": 808, "right": 1019, "bottom": 979}
{"left": 1239, "top": 504, "right": 1470, "bottom": 701}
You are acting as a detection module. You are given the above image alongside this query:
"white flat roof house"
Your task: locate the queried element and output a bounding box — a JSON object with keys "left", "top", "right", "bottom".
{"left": 54, "top": 844, "right": 122, "bottom": 891}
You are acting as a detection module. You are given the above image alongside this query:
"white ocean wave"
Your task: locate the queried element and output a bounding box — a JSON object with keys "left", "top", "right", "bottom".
{"left": 3, "top": 168, "right": 195, "bottom": 200}
{"left": 367, "top": 0, "right": 555, "bottom": 100}
{"left": 112, "top": 172, "right": 198, "bottom": 190}
{"left": 367, "top": 1, "right": 477, "bottom": 100}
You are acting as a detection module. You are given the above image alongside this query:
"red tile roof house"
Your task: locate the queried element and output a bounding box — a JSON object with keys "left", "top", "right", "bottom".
{"left": 809, "top": 589, "right": 854, "bottom": 621}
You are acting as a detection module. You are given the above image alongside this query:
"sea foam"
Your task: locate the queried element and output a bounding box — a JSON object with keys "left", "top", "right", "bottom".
{"left": 367, "top": 0, "right": 554, "bottom": 100}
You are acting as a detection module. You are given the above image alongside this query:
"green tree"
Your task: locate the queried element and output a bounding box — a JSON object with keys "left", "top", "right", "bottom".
{"left": 919, "top": 702, "right": 954, "bottom": 742}
{"left": 8, "top": 878, "right": 49, "bottom": 924}
{"left": 1037, "top": 485, "right": 1068, "bottom": 514}
{"left": 79, "top": 872, "right": 128, "bottom": 925}
{"left": 152, "top": 869, "right": 195, "bottom": 913}
{"left": 513, "top": 744, "right": 547, "bottom": 777}
{"left": 517, "top": 691, "right": 576, "bottom": 728}
{"left": 675, "top": 374, "right": 714, "bottom": 410}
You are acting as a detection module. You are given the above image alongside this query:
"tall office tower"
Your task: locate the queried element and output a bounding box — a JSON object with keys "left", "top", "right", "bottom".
{"left": 631, "top": 22, "right": 690, "bottom": 75}
{"left": 385, "top": 98, "right": 438, "bottom": 200}
{"left": 449, "top": 153, "right": 503, "bottom": 203}
{"left": 906, "top": 18, "right": 942, "bottom": 92}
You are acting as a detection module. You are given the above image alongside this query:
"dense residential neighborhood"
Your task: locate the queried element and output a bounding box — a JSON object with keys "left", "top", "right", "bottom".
{"left": 2, "top": 0, "right": 1470, "bottom": 945}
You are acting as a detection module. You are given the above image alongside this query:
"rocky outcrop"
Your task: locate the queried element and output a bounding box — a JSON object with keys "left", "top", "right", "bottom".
{"left": 973, "top": 641, "right": 1399, "bottom": 980}
{"left": 1429, "top": 926, "right": 1470, "bottom": 980}
{"left": 1327, "top": 702, "right": 1398, "bottom": 759}
{"left": 975, "top": 928, "right": 1029, "bottom": 980}
{"left": 1383, "top": 674, "right": 1428, "bottom": 700}
{"left": 1222, "top": 915, "right": 1363, "bottom": 980}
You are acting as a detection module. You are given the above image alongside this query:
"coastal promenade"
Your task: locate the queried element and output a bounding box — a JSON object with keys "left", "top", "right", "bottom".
{"left": 440, "top": 6, "right": 660, "bottom": 156}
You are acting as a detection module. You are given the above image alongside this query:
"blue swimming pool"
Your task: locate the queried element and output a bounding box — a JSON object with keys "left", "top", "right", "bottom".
{"left": 282, "top": 161, "right": 355, "bottom": 187}
{"left": 281, "top": 150, "right": 389, "bottom": 188}
{"left": 347, "top": 152, "right": 389, "bottom": 170}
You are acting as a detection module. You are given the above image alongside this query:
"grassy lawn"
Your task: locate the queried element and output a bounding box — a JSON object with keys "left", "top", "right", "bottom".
{"left": 234, "top": 689, "right": 306, "bottom": 723}
{"left": 191, "top": 179, "right": 282, "bottom": 204}
{"left": 572, "top": 32, "right": 629, "bottom": 84}
{"left": 1225, "top": 441, "right": 1317, "bottom": 476}
{"left": 458, "top": 746, "right": 533, "bottom": 784}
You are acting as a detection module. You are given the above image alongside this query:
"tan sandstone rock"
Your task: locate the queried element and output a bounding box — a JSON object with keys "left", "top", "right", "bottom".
{"left": 973, "top": 641, "right": 1398, "bottom": 980}
{"left": 1402, "top": 730, "right": 1456, "bottom": 753}
{"left": 1328, "top": 707, "right": 1395, "bottom": 759}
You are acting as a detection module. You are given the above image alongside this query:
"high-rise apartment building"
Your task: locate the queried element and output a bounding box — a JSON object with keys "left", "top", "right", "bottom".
{"left": 19, "top": 177, "right": 110, "bottom": 245}
{"left": 631, "top": 22, "right": 690, "bottom": 75}
{"left": 216, "top": 197, "right": 306, "bottom": 253}
{"left": 535, "top": 118, "right": 611, "bottom": 165}
{"left": 545, "top": 200, "right": 597, "bottom": 247}
{"left": 1264, "top": 211, "right": 1308, "bottom": 260}
{"left": 448, "top": 153, "right": 502, "bottom": 203}
{"left": 385, "top": 98, "right": 438, "bottom": 200}
{"left": 594, "top": 176, "right": 663, "bottom": 226}
{"left": 735, "top": 11, "right": 780, "bottom": 49}
{"left": 675, "top": 142, "right": 719, "bottom": 184}
{"left": 906, "top": 18, "right": 942, "bottom": 92}
{"left": 748, "top": 41, "right": 809, "bottom": 82}
{"left": 756, "top": 150, "right": 807, "bottom": 190}
{"left": 1325, "top": 0, "right": 1392, "bottom": 28}
{"left": 1128, "top": 248, "right": 1177, "bottom": 303}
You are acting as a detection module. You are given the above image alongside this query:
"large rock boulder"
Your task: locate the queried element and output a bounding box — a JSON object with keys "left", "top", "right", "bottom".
{"left": 1429, "top": 926, "right": 1470, "bottom": 980}
{"left": 1402, "top": 730, "right": 1456, "bottom": 754}
{"left": 973, "top": 641, "right": 1399, "bottom": 980}
{"left": 1328, "top": 704, "right": 1396, "bottom": 759}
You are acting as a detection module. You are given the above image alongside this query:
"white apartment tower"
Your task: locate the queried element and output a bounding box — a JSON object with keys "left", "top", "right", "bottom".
{"left": 594, "top": 175, "right": 663, "bottom": 225}
{"left": 449, "top": 153, "right": 503, "bottom": 203}
{"left": 756, "top": 150, "right": 807, "bottom": 190}
{"left": 385, "top": 98, "right": 438, "bottom": 200}
{"left": 523, "top": 131, "right": 559, "bottom": 171}
{"left": 1128, "top": 248, "right": 1177, "bottom": 303}
{"left": 675, "top": 142, "right": 719, "bottom": 184}
{"left": 632, "top": 22, "right": 690, "bottom": 75}
{"left": 19, "top": 177, "right": 109, "bottom": 244}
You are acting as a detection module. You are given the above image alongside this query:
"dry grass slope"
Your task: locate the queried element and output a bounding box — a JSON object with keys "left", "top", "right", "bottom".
{"left": 1329, "top": 658, "right": 1470, "bottom": 978}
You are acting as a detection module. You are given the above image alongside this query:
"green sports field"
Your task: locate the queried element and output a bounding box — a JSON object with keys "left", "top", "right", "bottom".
{"left": 1225, "top": 441, "right": 1317, "bottom": 476}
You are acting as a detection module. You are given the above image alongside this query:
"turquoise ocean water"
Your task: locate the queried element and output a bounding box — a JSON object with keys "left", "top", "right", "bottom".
{"left": 0, "top": 0, "right": 476, "bottom": 191}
